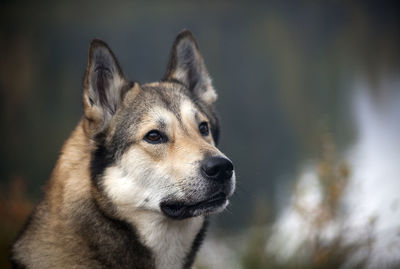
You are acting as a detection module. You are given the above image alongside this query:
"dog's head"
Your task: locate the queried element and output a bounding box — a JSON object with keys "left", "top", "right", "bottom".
{"left": 83, "top": 30, "right": 235, "bottom": 220}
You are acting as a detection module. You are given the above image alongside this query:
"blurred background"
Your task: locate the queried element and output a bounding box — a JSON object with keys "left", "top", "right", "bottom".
{"left": 1, "top": 1, "right": 400, "bottom": 268}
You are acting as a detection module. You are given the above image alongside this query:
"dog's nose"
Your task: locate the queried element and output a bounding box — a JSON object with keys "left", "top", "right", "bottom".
{"left": 201, "top": 157, "right": 234, "bottom": 182}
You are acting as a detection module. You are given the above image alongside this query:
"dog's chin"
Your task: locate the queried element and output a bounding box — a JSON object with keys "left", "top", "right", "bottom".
{"left": 160, "top": 192, "right": 229, "bottom": 220}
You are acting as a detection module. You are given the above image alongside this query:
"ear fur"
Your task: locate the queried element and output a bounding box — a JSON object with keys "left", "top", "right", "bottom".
{"left": 82, "top": 39, "right": 129, "bottom": 134}
{"left": 164, "top": 30, "right": 217, "bottom": 105}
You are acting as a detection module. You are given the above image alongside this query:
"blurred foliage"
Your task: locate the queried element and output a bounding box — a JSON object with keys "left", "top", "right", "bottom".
{"left": 241, "top": 228, "right": 370, "bottom": 269}
{"left": 237, "top": 131, "right": 400, "bottom": 269}
{"left": 239, "top": 133, "right": 371, "bottom": 269}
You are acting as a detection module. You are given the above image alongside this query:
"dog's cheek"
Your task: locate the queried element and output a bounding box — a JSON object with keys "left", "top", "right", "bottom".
{"left": 102, "top": 166, "right": 146, "bottom": 211}
{"left": 102, "top": 149, "right": 183, "bottom": 213}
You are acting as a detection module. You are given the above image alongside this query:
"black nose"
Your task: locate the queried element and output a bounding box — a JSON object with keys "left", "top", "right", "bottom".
{"left": 201, "top": 157, "right": 234, "bottom": 182}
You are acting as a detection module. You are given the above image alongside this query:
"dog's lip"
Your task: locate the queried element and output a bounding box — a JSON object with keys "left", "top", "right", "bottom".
{"left": 160, "top": 192, "right": 227, "bottom": 220}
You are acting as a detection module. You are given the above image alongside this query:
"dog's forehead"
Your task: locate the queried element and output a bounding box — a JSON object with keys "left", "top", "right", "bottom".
{"left": 135, "top": 82, "right": 202, "bottom": 120}
{"left": 114, "top": 82, "right": 203, "bottom": 133}
{"left": 143, "top": 82, "right": 186, "bottom": 112}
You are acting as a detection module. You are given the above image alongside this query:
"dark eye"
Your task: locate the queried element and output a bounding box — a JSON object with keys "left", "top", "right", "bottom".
{"left": 144, "top": 130, "right": 168, "bottom": 144}
{"left": 199, "top": 122, "right": 209, "bottom": 136}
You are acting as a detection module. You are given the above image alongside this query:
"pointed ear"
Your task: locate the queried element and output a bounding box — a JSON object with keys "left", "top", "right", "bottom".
{"left": 164, "top": 30, "right": 217, "bottom": 105}
{"left": 82, "top": 39, "right": 129, "bottom": 133}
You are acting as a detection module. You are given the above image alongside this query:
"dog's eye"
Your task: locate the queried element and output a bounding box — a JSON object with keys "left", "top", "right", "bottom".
{"left": 144, "top": 130, "right": 167, "bottom": 144}
{"left": 199, "top": 122, "right": 209, "bottom": 136}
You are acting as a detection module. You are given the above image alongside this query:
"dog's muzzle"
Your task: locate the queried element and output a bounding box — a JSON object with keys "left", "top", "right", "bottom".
{"left": 160, "top": 156, "right": 235, "bottom": 220}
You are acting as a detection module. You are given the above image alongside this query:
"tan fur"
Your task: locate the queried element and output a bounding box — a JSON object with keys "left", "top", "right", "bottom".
{"left": 13, "top": 122, "right": 102, "bottom": 268}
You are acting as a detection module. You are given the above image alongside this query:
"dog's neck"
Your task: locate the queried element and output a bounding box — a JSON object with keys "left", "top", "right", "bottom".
{"left": 127, "top": 212, "right": 205, "bottom": 269}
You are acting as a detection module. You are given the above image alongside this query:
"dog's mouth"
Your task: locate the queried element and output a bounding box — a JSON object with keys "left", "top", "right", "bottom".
{"left": 160, "top": 192, "right": 228, "bottom": 220}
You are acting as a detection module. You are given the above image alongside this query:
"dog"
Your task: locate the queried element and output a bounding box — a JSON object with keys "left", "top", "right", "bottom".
{"left": 11, "top": 30, "right": 235, "bottom": 269}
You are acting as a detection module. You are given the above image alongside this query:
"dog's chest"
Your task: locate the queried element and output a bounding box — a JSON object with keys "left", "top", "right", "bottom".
{"left": 132, "top": 215, "right": 204, "bottom": 269}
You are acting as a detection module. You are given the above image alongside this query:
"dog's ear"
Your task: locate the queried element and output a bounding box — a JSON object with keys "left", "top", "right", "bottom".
{"left": 164, "top": 30, "right": 217, "bottom": 105}
{"left": 82, "top": 39, "right": 130, "bottom": 134}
